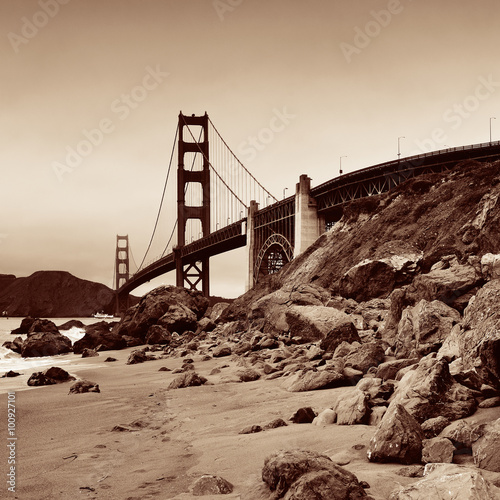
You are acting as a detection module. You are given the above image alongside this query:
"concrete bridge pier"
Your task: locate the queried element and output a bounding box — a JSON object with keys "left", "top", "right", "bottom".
{"left": 294, "top": 174, "right": 324, "bottom": 258}
{"left": 245, "top": 200, "right": 259, "bottom": 292}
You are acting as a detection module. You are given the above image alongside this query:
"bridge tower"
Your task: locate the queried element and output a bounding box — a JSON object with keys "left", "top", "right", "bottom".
{"left": 115, "top": 235, "right": 130, "bottom": 289}
{"left": 175, "top": 112, "right": 210, "bottom": 296}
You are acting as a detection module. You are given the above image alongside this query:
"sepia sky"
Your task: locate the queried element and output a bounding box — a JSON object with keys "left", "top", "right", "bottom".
{"left": 1, "top": 0, "right": 500, "bottom": 298}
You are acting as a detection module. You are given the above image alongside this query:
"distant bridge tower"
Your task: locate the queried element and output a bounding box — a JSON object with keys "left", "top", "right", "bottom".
{"left": 115, "top": 235, "right": 130, "bottom": 290}
{"left": 175, "top": 112, "right": 210, "bottom": 296}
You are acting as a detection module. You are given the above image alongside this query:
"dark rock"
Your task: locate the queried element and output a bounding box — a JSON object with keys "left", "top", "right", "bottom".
{"left": 388, "top": 353, "right": 477, "bottom": 423}
{"left": 27, "top": 367, "right": 75, "bottom": 386}
{"left": 440, "top": 420, "right": 483, "bottom": 450}
{"left": 28, "top": 318, "right": 59, "bottom": 334}
{"left": 190, "top": 475, "right": 233, "bottom": 496}
{"left": 58, "top": 319, "right": 85, "bottom": 330}
{"left": 126, "top": 349, "right": 155, "bottom": 365}
{"left": 115, "top": 285, "right": 209, "bottom": 341}
{"left": 145, "top": 324, "right": 171, "bottom": 345}
{"left": 10, "top": 316, "right": 36, "bottom": 335}
{"left": 2, "top": 336, "right": 24, "bottom": 354}
{"left": 344, "top": 342, "right": 385, "bottom": 373}
{"left": 283, "top": 369, "right": 345, "bottom": 392}
{"left": 81, "top": 348, "right": 99, "bottom": 358}
{"left": 21, "top": 331, "right": 72, "bottom": 357}
{"left": 421, "top": 437, "right": 454, "bottom": 464}
{"left": 375, "top": 358, "right": 418, "bottom": 380}
{"left": 336, "top": 390, "right": 371, "bottom": 425}
{"left": 367, "top": 403, "right": 424, "bottom": 465}
{"left": 289, "top": 407, "right": 316, "bottom": 424}
{"left": 212, "top": 344, "right": 232, "bottom": 357}
{"left": 239, "top": 425, "right": 262, "bottom": 434}
{"left": 421, "top": 416, "right": 450, "bottom": 438}
{"left": 472, "top": 418, "right": 500, "bottom": 472}
{"left": 2, "top": 370, "right": 21, "bottom": 378}
{"left": 237, "top": 368, "right": 261, "bottom": 382}
{"left": 262, "top": 449, "right": 368, "bottom": 499}
{"left": 168, "top": 372, "right": 207, "bottom": 389}
{"left": 320, "top": 322, "right": 361, "bottom": 353}
{"left": 478, "top": 396, "right": 500, "bottom": 408}
{"left": 69, "top": 380, "right": 100, "bottom": 394}
{"left": 73, "top": 321, "right": 126, "bottom": 354}
{"left": 263, "top": 418, "right": 288, "bottom": 430}
{"left": 104, "top": 357, "right": 117, "bottom": 362}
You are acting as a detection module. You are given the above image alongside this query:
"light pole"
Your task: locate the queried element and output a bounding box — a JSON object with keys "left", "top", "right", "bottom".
{"left": 398, "top": 136, "right": 405, "bottom": 160}
{"left": 340, "top": 155, "right": 347, "bottom": 175}
{"left": 283, "top": 187, "right": 288, "bottom": 200}
{"left": 490, "top": 117, "right": 496, "bottom": 143}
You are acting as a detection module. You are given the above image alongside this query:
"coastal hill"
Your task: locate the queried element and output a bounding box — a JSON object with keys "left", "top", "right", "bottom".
{"left": 0, "top": 270, "right": 116, "bottom": 317}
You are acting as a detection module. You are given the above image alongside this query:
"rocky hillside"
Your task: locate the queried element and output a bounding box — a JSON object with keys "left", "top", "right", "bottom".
{"left": 0, "top": 271, "right": 116, "bottom": 317}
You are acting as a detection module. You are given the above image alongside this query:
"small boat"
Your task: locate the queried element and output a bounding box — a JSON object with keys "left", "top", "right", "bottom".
{"left": 92, "top": 312, "right": 115, "bottom": 319}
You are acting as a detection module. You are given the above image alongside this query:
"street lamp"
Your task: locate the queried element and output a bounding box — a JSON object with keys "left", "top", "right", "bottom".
{"left": 340, "top": 156, "right": 347, "bottom": 175}
{"left": 283, "top": 187, "right": 288, "bottom": 199}
{"left": 490, "top": 117, "right": 496, "bottom": 143}
{"left": 398, "top": 136, "right": 405, "bottom": 160}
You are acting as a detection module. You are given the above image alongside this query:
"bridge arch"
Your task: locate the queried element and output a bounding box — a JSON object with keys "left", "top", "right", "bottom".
{"left": 253, "top": 233, "right": 293, "bottom": 284}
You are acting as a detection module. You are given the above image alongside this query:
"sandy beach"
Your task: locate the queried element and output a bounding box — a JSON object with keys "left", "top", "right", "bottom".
{"left": 1, "top": 346, "right": 498, "bottom": 500}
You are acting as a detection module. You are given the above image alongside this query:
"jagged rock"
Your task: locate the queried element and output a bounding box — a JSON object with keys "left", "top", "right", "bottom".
{"left": 375, "top": 358, "right": 418, "bottom": 381}
{"left": 2, "top": 336, "right": 24, "bottom": 354}
{"left": 312, "top": 408, "right": 336, "bottom": 426}
{"left": 168, "top": 371, "right": 207, "bottom": 389}
{"left": 289, "top": 407, "right": 316, "bottom": 424}
{"left": 319, "top": 322, "right": 361, "bottom": 353}
{"left": 439, "top": 419, "right": 483, "bottom": 451}
{"left": 459, "top": 280, "right": 500, "bottom": 389}
{"left": 481, "top": 253, "right": 500, "bottom": 280}
{"left": 389, "top": 463, "right": 500, "bottom": 499}
{"left": 283, "top": 369, "right": 345, "bottom": 392}
{"left": 344, "top": 341, "right": 385, "bottom": 373}
{"left": 10, "top": 316, "right": 36, "bottom": 335}
{"left": 126, "top": 349, "right": 155, "bottom": 365}
{"left": 420, "top": 416, "right": 450, "bottom": 438}
{"left": 388, "top": 353, "right": 477, "bottom": 423}
{"left": 69, "top": 380, "right": 100, "bottom": 394}
{"left": 393, "top": 299, "right": 460, "bottom": 358}
{"left": 73, "top": 321, "right": 126, "bottom": 354}
{"left": 336, "top": 389, "right": 370, "bottom": 425}
{"left": 27, "top": 367, "right": 75, "bottom": 386}
{"left": 81, "top": 348, "right": 99, "bottom": 358}
{"left": 369, "top": 406, "right": 387, "bottom": 426}
{"left": 285, "top": 305, "right": 359, "bottom": 342}
{"left": 27, "top": 319, "right": 59, "bottom": 334}
{"left": 145, "top": 324, "right": 171, "bottom": 345}
{"left": 421, "top": 437, "right": 454, "bottom": 464}
{"left": 262, "top": 449, "right": 368, "bottom": 499}
{"left": 115, "top": 285, "right": 209, "bottom": 341}
{"left": 239, "top": 425, "right": 262, "bottom": 434}
{"left": 212, "top": 344, "right": 232, "bottom": 357}
{"left": 58, "top": 319, "right": 85, "bottom": 330}
{"left": 237, "top": 368, "right": 261, "bottom": 382}
{"left": 191, "top": 474, "right": 233, "bottom": 496}
{"left": 263, "top": 418, "right": 288, "bottom": 430}
{"left": 367, "top": 403, "right": 424, "bottom": 465}
{"left": 21, "top": 331, "right": 72, "bottom": 357}
{"left": 407, "top": 262, "right": 480, "bottom": 309}
{"left": 209, "top": 302, "right": 230, "bottom": 321}
{"left": 472, "top": 418, "right": 500, "bottom": 472}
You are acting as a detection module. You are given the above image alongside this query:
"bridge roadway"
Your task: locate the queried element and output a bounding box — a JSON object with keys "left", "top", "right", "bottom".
{"left": 118, "top": 140, "right": 500, "bottom": 297}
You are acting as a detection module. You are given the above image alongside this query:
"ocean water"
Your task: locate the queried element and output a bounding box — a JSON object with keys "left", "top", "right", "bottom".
{"left": 0, "top": 317, "right": 101, "bottom": 373}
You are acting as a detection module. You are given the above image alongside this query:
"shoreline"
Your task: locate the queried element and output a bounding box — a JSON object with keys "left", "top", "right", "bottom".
{"left": 1, "top": 345, "right": 499, "bottom": 499}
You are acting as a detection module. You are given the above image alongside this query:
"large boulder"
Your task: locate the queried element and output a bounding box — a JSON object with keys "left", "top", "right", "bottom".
{"left": 343, "top": 342, "right": 385, "bottom": 374}
{"left": 27, "top": 367, "right": 75, "bottom": 386}
{"left": 320, "top": 322, "right": 361, "bottom": 353}
{"left": 262, "top": 449, "right": 368, "bottom": 499}
{"left": 472, "top": 418, "right": 500, "bottom": 472}
{"left": 393, "top": 299, "right": 461, "bottom": 358}
{"left": 21, "top": 331, "right": 72, "bottom": 357}
{"left": 367, "top": 403, "right": 424, "bottom": 465}
{"left": 115, "top": 286, "right": 209, "bottom": 341}
{"left": 73, "top": 321, "right": 126, "bottom": 354}
{"left": 28, "top": 318, "right": 60, "bottom": 334}
{"left": 389, "top": 463, "right": 500, "bottom": 499}
{"left": 387, "top": 353, "right": 477, "bottom": 423}
{"left": 340, "top": 249, "right": 422, "bottom": 302}
{"left": 458, "top": 280, "right": 500, "bottom": 389}
{"left": 335, "top": 389, "right": 371, "bottom": 425}
{"left": 282, "top": 368, "right": 345, "bottom": 392}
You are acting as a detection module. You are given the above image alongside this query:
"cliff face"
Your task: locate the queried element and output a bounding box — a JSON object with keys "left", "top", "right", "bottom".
{"left": 0, "top": 271, "right": 115, "bottom": 317}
